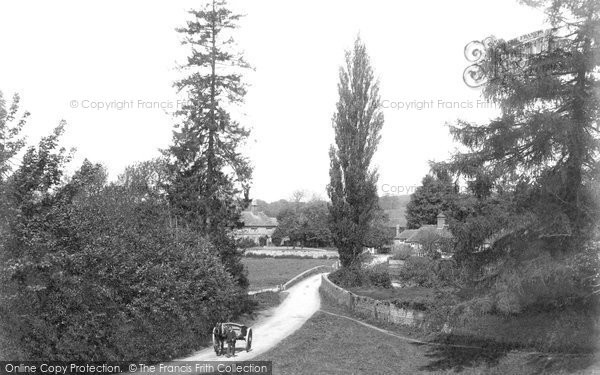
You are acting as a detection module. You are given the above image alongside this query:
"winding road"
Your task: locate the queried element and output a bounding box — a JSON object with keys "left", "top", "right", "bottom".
{"left": 179, "top": 272, "right": 324, "bottom": 361}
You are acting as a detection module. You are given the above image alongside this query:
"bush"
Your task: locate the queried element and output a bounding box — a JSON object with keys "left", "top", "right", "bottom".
{"left": 258, "top": 235, "right": 268, "bottom": 246}
{"left": 396, "top": 256, "right": 459, "bottom": 288}
{"left": 378, "top": 245, "right": 391, "bottom": 254}
{"left": 1, "top": 185, "right": 248, "bottom": 361}
{"left": 238, "top": 237, "right": 257, "bottom": 249}
{"left": 397, "top": 256, "right": 435, "bottom": 287}
{"left": 391, "top": 244, "right": 413, "bottom": 260}
{"left": 329, "top": 264, "right": 391, "bottom": 289}
{"left": 364, "top": 264, "right": 392, "bottom": 288}
{"left": 329, "top": 267, "right": 368, "bottom": 288}
{"left": 484, "top": 245, "right": 600, "bottom": 315}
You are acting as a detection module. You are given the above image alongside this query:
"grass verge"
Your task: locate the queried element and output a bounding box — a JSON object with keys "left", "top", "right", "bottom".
{"left": 255, "top": 298, "right": 598, "bottom": 374}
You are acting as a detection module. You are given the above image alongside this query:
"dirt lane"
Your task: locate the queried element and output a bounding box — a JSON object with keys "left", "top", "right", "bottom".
{"left": 179, "top": 272, "right": 323, "bottom": 362}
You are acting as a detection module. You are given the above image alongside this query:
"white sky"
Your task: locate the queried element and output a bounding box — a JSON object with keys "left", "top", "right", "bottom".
{"left": 0, "top": 0, "right": 547, "bottom": 202}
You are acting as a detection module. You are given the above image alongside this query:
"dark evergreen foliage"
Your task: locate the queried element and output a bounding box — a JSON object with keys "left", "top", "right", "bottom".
{"left": 165, "top": 0, "right": 253, "bottom": 287}
{"left": 327, "top": 36, "right": 384, "bottom": 268}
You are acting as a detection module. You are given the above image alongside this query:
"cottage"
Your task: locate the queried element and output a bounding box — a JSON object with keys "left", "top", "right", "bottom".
{"left": 405, "top": 213, "right": 453, "bottom": 257}
{"left": 234, "top": 200, "right": 278, "bottom": 246}
{"left": 394, "top": 227, "right": 417, "bottom": 245}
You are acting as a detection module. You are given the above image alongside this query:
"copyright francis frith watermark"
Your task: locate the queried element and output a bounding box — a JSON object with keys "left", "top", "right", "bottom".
{"left": 69, "top": 98, "right": 192, "bottom": 111}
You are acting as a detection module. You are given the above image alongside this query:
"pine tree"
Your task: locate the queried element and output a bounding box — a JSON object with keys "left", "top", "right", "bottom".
{"left": 437, "top": 0, "right": 600, "bottom": 253}
{"left": 405, "top": 172, "right": 459, "bottom": 229}
{"left": 327, "top": 37, "right": 384, "bottom": 268}
{"left": 166, "top": 0, "right": 252, "bottom": 286}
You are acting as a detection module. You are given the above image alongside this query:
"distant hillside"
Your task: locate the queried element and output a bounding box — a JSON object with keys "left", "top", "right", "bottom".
{"left": 254, "top": 194, "right": 411, "bottom": 228}
{"left": 379, "top": 195, "right": 411, "bottom": 228}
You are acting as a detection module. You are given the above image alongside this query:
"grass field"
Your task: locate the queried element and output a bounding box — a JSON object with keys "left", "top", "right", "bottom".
{"left": 255, "top": 298, "right": 597, "bottom": 374}
{"left": 242, "top": 257, "right": 335, "bottom": 291}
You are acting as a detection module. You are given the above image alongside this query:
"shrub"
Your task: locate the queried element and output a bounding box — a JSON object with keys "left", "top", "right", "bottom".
{"left": 396, "top": 256, "right": 460, "bottom": 288}
{"left": 378, "top": 245, "right": 391, "bottom": 254}
{"left": 329, "top": 267, "right": 369, "bottom": 288}
{"left": 1, "top": 185, "right": 247, "bottom": 361}
{"left": 357, "top": 251, "right": 374, "bottom": 265}
{"left": 485, "top": 245, "right": 600, "bottom": 315}
{"left": 397, "top": 256, "right": 436, "bottom": 287}
{"left": 271, "top": 236, "right": 282, "bottom": 246}
{"left": 391, "top": 244, "right": 413, "bottom": 260}
{"left": 364, "top": 264, "right": 392, "bottom": 288}
{"left": 329, "top": 264, "right": 391, "bottom": 289}
{"left": 258, "top": 235, "right": 268, "bottom": 247}
{"left": 238, "top": 237, "right": 257, "bottom": 249}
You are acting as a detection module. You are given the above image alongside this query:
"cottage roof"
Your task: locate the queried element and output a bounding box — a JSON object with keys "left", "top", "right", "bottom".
{"left": 240, "top": 211, "right": 278, "bottom": 227}
{"left": 406, "top": 225, "right": 452, "bottom": 243}
{"left": 395, "top": 229, "right": 417, "bottom": 240}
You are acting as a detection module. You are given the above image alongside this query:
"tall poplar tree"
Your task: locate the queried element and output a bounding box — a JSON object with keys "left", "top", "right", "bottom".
{"left": 166, "top": 0, "right": 252, "bottom": 286}
{"left": 328, "top": 37, "right": 384, "bottom": 268}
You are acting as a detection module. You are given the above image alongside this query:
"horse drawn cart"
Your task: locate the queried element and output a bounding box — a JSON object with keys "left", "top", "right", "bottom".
{"left": 212, "top": 322, "right": 253, "bottom": 356}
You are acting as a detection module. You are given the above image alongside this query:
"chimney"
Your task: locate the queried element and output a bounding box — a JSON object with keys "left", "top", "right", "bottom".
{"left": 251, "top": 199, "right": 257, "bottom": 214}
{"left": 437, "top": 213, "right": 446, "bottom": 229}
{"left": 396, "top": 224, "right": 400, "bottom": 237}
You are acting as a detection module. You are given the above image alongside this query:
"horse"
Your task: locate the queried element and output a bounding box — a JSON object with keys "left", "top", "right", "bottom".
{"left": 212, "top": 322, "right": 226, "bottom": 356}
{"left": 213, "top": 322, "right": 238, "bottom": 357}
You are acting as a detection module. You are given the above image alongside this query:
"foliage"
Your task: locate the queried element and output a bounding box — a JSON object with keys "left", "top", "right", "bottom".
{"left": 270, "top": 235, "right": 282, "bottom": 246}
{"left": 428, "top": 0, "right": 600, "bottom": 320}
{"left": 363, "top": 209, "right": 395, "bottom": 249}
{"left": 363, "top": 264, "right": 392, "bottom": 288}
{"left": 435, "top": 0, "right": 600, "bottom": 253}
{"left": 467, "top": 242, "right": 600, "bottom": 315}
{"left": 238, "top": 237, "right": 257, "bottom": 249}
{"left": 405, "top": 172, "right": 459, "bottom": 229}
{"left": 117, "top": 158, "right": 169, "bottom": 201}
{"left": 391, "top": 244, "right": 413, "bottom": 260}
{"left": 328, "top": 36, "right": 384, "bottom": 268}
{"left": 0, "top": 92, "right": 28, "bottom": 183}
{"left": 397, "top": 256, "right": 460, "bottom": 288}
{"left": 0, "top": 123, "right": 249, "bottom": 360}
{"left": 272, "top": 200, "right": 332, "bottom": 248}
{"left": 329, "top": 264, "right": 391, "bottom": 289}
{"left": 258, "top": 235, "right": 267, "bottom": 246}
{"left": 165, "top": 0, "right": 252, "bottom": 287}
{"left": 254, "top": 198, "right": 295, "bottom": 218}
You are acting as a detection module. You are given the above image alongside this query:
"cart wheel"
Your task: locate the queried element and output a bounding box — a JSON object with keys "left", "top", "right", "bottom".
{"left": 212, "top": 334, "right": 220, "bottom": 356}
{"left": 245, "top": 329, "right": 252, "bottom": 352}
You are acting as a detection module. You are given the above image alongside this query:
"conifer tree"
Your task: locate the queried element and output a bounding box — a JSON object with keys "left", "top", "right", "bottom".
{"left": 166, "top": 0, "right": 252, "bottom": 286}
{"left": 438, "top": 0, "right": 600, "bottom": 253}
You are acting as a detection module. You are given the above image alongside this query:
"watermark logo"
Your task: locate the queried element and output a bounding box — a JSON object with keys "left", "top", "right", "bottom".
{"left": 463, "top": 28, "right": 570, "bottom": 88}
{"left": 381, "top": 99, "right": 497, "bottom": 111}
{"left": 380, "top": 184, "right": 472, "bottom": 196}
{"left": 69, "top": 99, "right": 191, "bottom": 111}
{"left": 380, "top": 184, "right": 418, "bottom": 194}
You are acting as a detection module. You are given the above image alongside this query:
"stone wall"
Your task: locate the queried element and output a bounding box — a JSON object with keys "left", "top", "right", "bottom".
{"left": 319, "top": 274, "right": 426, "bottom": 327}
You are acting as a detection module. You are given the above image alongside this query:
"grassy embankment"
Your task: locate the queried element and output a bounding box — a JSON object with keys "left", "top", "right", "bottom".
{"left": 255, "top": 298, "right": 598, "bottom": 374}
